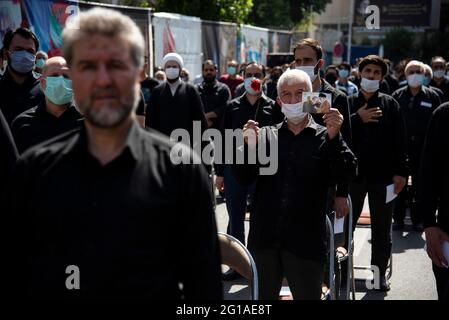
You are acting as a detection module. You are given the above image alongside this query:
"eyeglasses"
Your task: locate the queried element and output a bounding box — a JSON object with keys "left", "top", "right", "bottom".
{"left": 246, "top": 73, "right": 263, "bottom": 79}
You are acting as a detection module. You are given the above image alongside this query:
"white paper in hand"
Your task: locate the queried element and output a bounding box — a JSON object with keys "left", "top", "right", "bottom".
{"left": 386, "top": 184, "right": 397, "bottom": 204}
{"left": 334, "top": 215, "right": 345, "bottom": 234}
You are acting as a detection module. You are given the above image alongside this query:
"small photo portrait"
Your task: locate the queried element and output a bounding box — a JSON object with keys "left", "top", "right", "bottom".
{"left": 302, "top": 92, "right": 332, "bottom": 114}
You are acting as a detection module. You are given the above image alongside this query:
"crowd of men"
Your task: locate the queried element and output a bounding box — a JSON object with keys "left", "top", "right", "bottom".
{"left": 0, "top": 7, "right": 448, "bottom": 301}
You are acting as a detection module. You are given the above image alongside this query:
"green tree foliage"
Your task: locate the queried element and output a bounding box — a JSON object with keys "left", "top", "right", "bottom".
{"left": 152, "top": 0, "right": 253, "bottom": 24}
{"left": 94, "top": 0, "right": 331, "bottom": 28}
{"left": 249, "top": 0, "right": 331, "bottom": 29}
{"left": 382, "top": 27, "right": 415, "bottom": 62}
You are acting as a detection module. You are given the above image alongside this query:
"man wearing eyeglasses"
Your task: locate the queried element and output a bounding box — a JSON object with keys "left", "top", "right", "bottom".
{"left": 392, "top": 60, "right": 441, "bottom": 232}
{"left": 0, "top": 28, "right": 44, "bottom": 126}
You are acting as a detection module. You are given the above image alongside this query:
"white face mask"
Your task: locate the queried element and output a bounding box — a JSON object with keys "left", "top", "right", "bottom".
{"left": 281, "top": 102, "right": 308, "bottom": 124}
{"left": 165, "top": 67, "right": 180, "bottom": 80}
{"left": 296, "top": 61, "right": 319, "bottom": 82}
{"left": 433, "top": 70, "right": 445, "bottom": 79}
{"left": 407, "top": 74, "right": 424, "bottom": 88}
{"left": 360, "top": 77, "right": 379, "bottom": 93}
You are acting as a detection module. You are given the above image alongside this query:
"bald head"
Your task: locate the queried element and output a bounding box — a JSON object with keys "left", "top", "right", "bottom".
{"left": 40, "top": 56, "right": 70, "bottom": 93}
{"left": 42, "top": 56, "right": 68, "bottom": 77}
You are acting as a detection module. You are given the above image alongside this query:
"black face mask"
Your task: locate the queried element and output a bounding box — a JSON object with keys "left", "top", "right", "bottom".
{"left": 325, "top": 73, "right": 338, "bottom": 85}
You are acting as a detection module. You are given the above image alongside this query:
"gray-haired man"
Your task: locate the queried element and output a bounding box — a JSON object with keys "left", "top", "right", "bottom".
{"left": 6, "top": 8, "right": 221, "bottom": 299}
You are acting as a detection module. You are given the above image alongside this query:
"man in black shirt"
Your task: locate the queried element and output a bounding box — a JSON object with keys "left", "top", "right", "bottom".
{"left": 392, "top": 61, "right": 441, "bottom": 231}
{"left": 6, "top": 7, "right": 222, "bottom": 300}
{"left": 136, "top": 55, "right": 159, "bottom": 126}
{"left": 383, "top": 59, "right": 400, "bottom": 95}
{"left": 0, "top": 109, "right": 18, "bottom": 202}
{"left": 195, "top": 60, "right": 231, "bottom": 129}
{"left": 0, "top": 28, "right": 44, "bottom": 125}
{"left": 215, "top": 62, "right": 282, "bottom": 249}
{"left": 430, "top": 56, "right": 449, "bottom": 102}
{"left": 293, "top": 38, "right": 352, "bottom": 221}
{"left": 419, "top": 103, "right": 449, "bottom": 302}
{"left": 265, "top": 66, "right": 282, "bottom": 100}
{"left": 423, "top": 63, "right": 445, "bottom": 102}
{"left": 10, "top": 56, "right": 83, "bottom": 154}
{"left": 233, "top": 69, "right": 357, "bottom": 299}
{"left": 349, "top": 55, "right": 408, "bottom": 291}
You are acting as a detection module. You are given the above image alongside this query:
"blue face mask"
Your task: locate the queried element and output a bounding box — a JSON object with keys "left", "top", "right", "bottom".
{"left": 36, "top": 58, "right": 46, "bottom": 69}
{"left": 44, "top": 76, "right": 73, "bottom": 105}
{"left": 9, "top": 50, "right": 36, "bottom": 74}
{"left": 338, "top": 69, "right": 349, "bottom": 78}
{"left": 227, "top": 66, "right": 237, "bottom": 75}
{"left": 422, "top": 77, "right": 431, "bottom": 87}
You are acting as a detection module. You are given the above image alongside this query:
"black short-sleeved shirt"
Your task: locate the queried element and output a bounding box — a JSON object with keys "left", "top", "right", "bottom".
{"left": 5, "top": 122, "right": 222, "bottom": 299}
{"left": 11, "top": 101, "right": 83, "bottom": 154}
{"left": 0, "top": 69, "right": 44, "bottom": 125}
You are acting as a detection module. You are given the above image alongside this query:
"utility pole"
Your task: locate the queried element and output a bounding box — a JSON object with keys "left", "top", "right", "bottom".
{"left": 347, "top": 0, "right": 354, "bottom": 63}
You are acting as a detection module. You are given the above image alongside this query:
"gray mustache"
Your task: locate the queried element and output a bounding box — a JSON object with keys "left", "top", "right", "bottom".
{"left": 91, "top": 88, "right": 119, "bottom": 99}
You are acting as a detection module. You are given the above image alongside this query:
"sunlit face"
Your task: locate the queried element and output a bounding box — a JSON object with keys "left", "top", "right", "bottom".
{"left": 69, "top": 34, "right": 141, "bottom": 128}
{"left": 278, "top": 80, "right": 310, "bottom": 104}
{"left": 360, "top": 64, "right": 383, "bottom": 81}
{"left": 294, "top": 45, "right": 319, "bottom": 67}
{"left": 244, "top": 64, "right": 263, "bottom": 79}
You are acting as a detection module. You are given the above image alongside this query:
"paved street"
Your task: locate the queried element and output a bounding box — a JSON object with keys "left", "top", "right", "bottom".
{"left": 215, "top": 196, "right": 438, "bottom": 300}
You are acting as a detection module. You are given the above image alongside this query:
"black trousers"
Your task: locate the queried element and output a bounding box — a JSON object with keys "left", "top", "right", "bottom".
{"left": 393, "top": 173, "right": 422, "bottom": 225}
{"left": 433, "top": 263, "right": 449, "bottom": 301}
{"left": 394, "top": 144, "right": 423, "bottom": 225}
{"left": 350, "top": 181, "right": 393, "bottom": 275}
{"left": 253, "top": 248, "right": 324, "bottom": 300}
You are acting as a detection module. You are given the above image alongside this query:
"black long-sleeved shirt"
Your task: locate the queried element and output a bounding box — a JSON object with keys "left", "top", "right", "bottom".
{"left": 419, "top": 103, "right": 449, "bottom": 234}
{"left": 349, "top": 91, "right": 408, "bottom": 184}
{"left": 10, "top": 101, "right": 83, "bottom": 154}
{"left": 430, "top": 77, "right": 449, "bottom": 102}
{"left": 5, "top": 122, "right": 222, "bottom": 299}
{"left": 314, "top": 80, "right": 353, "bottom": 198}
{"left": 232, "top": 118, "right": 357, "bottom": 262}
{"left": 0, "top": 109, "right": 18, "bottom": 201}
{"left": 195, "top": 80, "right": 231, "bottom": 129}
{"left": 0, "top": 69, "right": 44, "bottom": 125}
{"left": 215, "top": 94, "right": 283, "bottom": 176}
{"left": 392, "top": 85, "right": 441, "bottom": 146}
